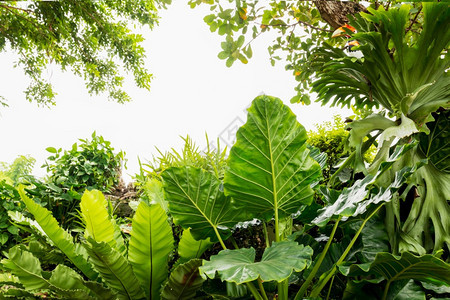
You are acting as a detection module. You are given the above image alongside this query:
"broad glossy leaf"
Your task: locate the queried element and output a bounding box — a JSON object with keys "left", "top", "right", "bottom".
{"left": 80, "top": 190, "right": 125, "bottom": 255}
{"left": 394, "top": 280, "right": 425, "bottom": 300}
{"left": 128, "top": 201, "right": 174, "bottom": 300}
{"left": 313, "top": 144, "right": 418, "bottom": 226}
{"left": 161, "top": 259, "right": 204, "bottom": 300}
{"left": 178, "top": 229, "right": 213, "bottom": 262}
{"left": 83, "top": 238, "right": 146, "bottom": 300}
{"left": 200, "top": 241, "right": 313, "bottom": 284}
{"left": 224, "top": 95, "right": 321, "bottom": 222}
{"left": 162, "top": 166, "right": 241, "bottom": 242}
{"left": 347, "top": 252, "right": 450, "bottom": 286}
{"left": 17, "top": 186, "right": 97, "bottom": 280}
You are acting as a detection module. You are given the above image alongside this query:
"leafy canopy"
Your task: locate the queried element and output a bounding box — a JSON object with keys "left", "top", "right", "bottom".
{"left": 0, "top": 0, "right": 171, "bottom": 105}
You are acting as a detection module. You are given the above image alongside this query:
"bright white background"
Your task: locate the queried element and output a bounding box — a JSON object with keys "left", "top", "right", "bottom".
{"left": 0, "top": 1, "right": 350, "bottom": 182}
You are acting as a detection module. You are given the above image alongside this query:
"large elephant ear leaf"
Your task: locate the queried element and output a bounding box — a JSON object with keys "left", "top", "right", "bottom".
{"left": 162, "top": 166, "right": 242, "bottom": 242}
{"left": 224, "top": 95, "right": 321, "bottom": 223}
{"left": 17, "top": 186, "right": 97, "bottom": 280}
{"left": 178, "top": 229, "right": 213, "bottom": 262}
{"left": 161, "top": 259, "right": 204, "bottom": 300}
{"left": 128, "top": 201, "right": 174, "bottom": 300}
{"left": 346, "top": 252, "right": 450, "bottom": 292}
{"left": 200, "top": 241, "right": 313, "bottom": 284}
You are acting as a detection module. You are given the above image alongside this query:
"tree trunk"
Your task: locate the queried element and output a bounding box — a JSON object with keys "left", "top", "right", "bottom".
{"left": 313, "top": 0, "right": 367, "bottom": 29}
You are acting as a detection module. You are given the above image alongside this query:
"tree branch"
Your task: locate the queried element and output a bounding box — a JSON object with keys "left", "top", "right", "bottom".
{"left": 405, "top": 6, "right": 422, "bottom": 33}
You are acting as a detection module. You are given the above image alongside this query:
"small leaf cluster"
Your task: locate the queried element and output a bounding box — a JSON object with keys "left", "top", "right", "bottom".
{"left": 28, "top": 132, "right": 124, "bottom": 228}
{"left": 0, "top": 182, "right": 23, "bottom": 251}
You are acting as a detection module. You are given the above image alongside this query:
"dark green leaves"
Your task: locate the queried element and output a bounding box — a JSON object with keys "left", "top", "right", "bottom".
{"left": 347, "top": 252, "right": 450, "bottom": 287}
{"left": 161, "top": 259, "right": 204, "bottom": 300}
{"left": 224, "top": 95, "right": 321, "bottom": 222}
{"left": 313, "top": 144, "right": 418, "bottom": 226}
{"left": 200, "top": 241, "right": 313, "bottom": 284}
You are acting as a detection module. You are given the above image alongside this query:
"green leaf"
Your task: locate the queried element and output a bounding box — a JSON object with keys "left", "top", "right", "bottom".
{"left": 418, "top": 110, "right": 449, "bottom": 173}
{"left": 128, "top": 201, "right": 174, "bottom": 300}
{"left": 162, "top": 166, "right": 242, "bottom": 243}
{"left": 200, "top": 241, "right": 313, "bottom": 284}
{"left": 144, "top": 178, "right": 168, "bottom": 211}
{"left": 17, "top": 186, "right": 97, "bottom": 280}
{"left": 394, "top": 280, "right": 425, "bottom": 300}
{"left": 1, "top": 247, "right": 49, "bottom": 291}
{"left": 1, "top": 247, "right": 101, "bottom": 299}
{"left": 161, "top": 259, "right": 204, "bottom": 300}
{"left": 224, "top": 95, "right": 322, "bottom": 223}
{"left": 347, "top": 252, "right": 450, "bottom": 287}
{"left": 313, "top": 144, "right": 418, "bottom": 226}
{"left": 178, "top": 229, "right": 213, "bottom": 262}
{"left": 46, "top": 147, "right": 57, "bottom": 153}
{"left": 80, "top": 190, "right": 125, "bottom": 255}
{"left": 83, "top": 238, "right": 146, "bottom": 300}
{"left": 217, "top": 51, "right": 229, "bottom": 60}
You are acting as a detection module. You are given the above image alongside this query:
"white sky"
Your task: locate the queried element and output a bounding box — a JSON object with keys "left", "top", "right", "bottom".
{"left": 0, "top": 1, "right": 351, "bottom": 182}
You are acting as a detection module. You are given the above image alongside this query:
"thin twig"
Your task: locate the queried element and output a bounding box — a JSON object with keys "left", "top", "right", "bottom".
{"left": 0, "top": 3, "right": 33, "bottom": 14}
{"left": 405, "top": 6, "right": 422, "bottom": 33}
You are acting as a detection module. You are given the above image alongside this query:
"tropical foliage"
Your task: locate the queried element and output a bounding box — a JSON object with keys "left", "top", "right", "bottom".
{"left": 0, "top": 2, "right": 449, "bottom": 300}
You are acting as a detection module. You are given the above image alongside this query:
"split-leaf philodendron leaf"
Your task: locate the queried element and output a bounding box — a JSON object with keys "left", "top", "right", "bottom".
{"left": 224, "top": 95, "right": 322, "bottom": 222}
{"left": 200, "top": 241, "right": 313, "bottom": 284}
{"left": 313, "top": 144, "right": 419, "bottom": 226}
{"left": 162, "top": 166, "right": 242, "bottom": 242}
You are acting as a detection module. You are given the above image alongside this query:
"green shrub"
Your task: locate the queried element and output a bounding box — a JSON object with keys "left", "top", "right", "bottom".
{"left": 28, "top": 132, "right": 124, "bottom": 228}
